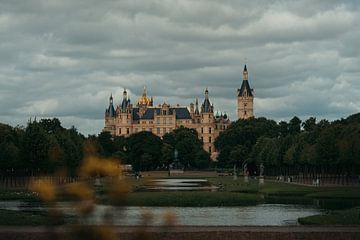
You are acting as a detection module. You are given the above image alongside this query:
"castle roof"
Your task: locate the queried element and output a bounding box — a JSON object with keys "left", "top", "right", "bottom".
{"left": 132, "top": 107, "right": 192, "bottom": 120}
{"left": 106, "top": 104, "right": 116, "bottom": 117}
{"left": 238, "top": 65, "right": 253, "bottom": 97}
{"left": 238, "top": 80, "right": 253, "bottom": 97}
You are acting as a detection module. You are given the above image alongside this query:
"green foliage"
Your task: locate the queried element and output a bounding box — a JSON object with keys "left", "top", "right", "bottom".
{"left": 164, "top": 126, "right": 209, "bottom": 169}
{"left": 0, "top": 209, "right": 65, "bottom": 226}
{"left": 215, "top": 117, "right": 278, "bottom": 169}
{"left": 127, "top": 131, "right": 163, "bottom": 171}
{"left": 215, "top": 114, "right": 360, "bottom": 176}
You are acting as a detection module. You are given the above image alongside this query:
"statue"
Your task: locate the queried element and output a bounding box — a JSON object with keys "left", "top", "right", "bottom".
{"left": 259, "top": 163, "right": 265, "bottom": 185}
{"left": 260, "top": 163, "right": 264, "bottom": 177}
{"left": 243, "top": 163, "right": 249, "bottom": 183}
{"left": 243, "top": 163, "right": 248, "bottom": 176}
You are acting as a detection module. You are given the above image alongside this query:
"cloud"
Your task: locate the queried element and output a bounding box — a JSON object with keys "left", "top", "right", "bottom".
{"left": 0, "top": 0, "right": 359, "bottom": 135}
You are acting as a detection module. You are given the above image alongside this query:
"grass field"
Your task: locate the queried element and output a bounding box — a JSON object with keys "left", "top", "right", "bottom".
{"left": 298, "top": 207, "right": 360, "bottom": 225}
{"left": 0, "top": 209, "right": 65, "bottom": 226}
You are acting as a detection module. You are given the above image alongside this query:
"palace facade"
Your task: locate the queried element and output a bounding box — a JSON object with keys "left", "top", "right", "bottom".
{"left": 104, "top": 65, "right": 254, "bottom": 158}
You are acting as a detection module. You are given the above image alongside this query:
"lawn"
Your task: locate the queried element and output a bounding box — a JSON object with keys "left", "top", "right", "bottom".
{"left": 298, "top": 207, "right": 360, "bottom": 225}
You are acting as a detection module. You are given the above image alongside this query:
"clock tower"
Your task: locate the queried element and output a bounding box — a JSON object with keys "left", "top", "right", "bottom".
{"left": 237, "top": 65, "right": 254, "bottom": 119}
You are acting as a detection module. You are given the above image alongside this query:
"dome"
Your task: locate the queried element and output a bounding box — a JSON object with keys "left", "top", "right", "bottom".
{"left": 138, "top": 95, "right": 151, "bottom": 106}
{"left": 137, "top": 86, "right": 152, "bottom": 106}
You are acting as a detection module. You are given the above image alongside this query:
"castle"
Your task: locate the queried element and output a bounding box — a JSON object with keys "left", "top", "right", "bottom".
{"left": 104, "top": 65, "right": 254, "bottom": 158}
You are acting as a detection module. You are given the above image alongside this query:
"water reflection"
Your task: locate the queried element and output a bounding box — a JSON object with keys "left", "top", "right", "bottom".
{"left": 80, "top": 204, "right": 322, "bottom": 226}
{"left": 0, "top": 201, "right": 322, "bottom": 226}
{"left": 144, "top": 179, "right": 218, "bottom": 191}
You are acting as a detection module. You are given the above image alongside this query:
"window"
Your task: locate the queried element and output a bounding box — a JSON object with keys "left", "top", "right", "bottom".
{"left": 209, "top": 136, "right": 212, "bottom": 143}
{"left": 163, "top": 118, "right": 166, "bottom": 124}
{"left": 209, "top": 127, "right": 212, "bottom": 134}
{"left": 201, "top": 128, "right": 203, "bottom": 134}
{"left": 163, "top": 128, "right": 166, "bottom": 134}
{"left": 209, "top": 146, "right": 212, "bottom": 153}
{"left": 119, "top": 128, "right": 121, "bottom": 134}
{"left": 157, "top": 128, "right": 160, "bottom": 134}
{"left": 163, "top": 110, "right": 166, "bottom": 115}
{"left": 127, "top": 128, "right": 130, "bottom": 134}
{"left": 156, "top": 117, "right": 160, "bottom": 124}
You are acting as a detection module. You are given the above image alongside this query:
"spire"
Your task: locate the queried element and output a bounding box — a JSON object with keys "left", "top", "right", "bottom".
{"left": 195, "top": 98, "right": 200, "bottom": 115}
{"left": 106, "top": 93, "right": 115, "bottom": 117}
{"left": 238, "top": 64, "right": 253, "bottom": 97}
{"left": 202, "top": 88, "right": 212, "bottom": 113}
{"left": 109, "top": 93, "right": 113, "bottom": 104}
{"left": 143, "top": 86, "right": 147, "bottom": 96}
{"left": 121, "top": 89, "right": 130, "bottom": 111}
{"left": 243, "top": 65, "right": 248, "bottom": 81}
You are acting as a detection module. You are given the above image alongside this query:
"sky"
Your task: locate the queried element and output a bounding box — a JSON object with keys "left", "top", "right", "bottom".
{"left": 0, "top": 0, "right": 359, "bottom": 135}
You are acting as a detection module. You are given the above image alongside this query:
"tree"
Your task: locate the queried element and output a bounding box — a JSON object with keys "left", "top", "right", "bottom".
{"left": 161, "top": 143, "right": 174, "bottom": 169}
{"left": 215, "top": 117, "right": 278, "bottom": 166}
{"left": 127, "top": 131, "right": 162, "bottom": 171}
{"left": 289, "top": 116, "right": 301, "bottom": 135}
{"left": 302, "top": 117, "right": 316, "bottom": 132}
{"left": 98, "top": 131, "right": 115, "bottom": 157}
{"left": 22, "top": 121, "right": 52, "bottom": 173}
{"left": 229, "top": 145, "right": 247, "bottom": 176}
{"left": 164, "top": 127, "right": 207, "bottom": 169}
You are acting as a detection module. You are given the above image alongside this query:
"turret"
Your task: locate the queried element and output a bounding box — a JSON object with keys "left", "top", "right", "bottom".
{"left": 201, "top": 88, "right": 213, "bottom": 113}
{"left": 195, "top": 98, "right": 200, "bottom": 115}
{"left": 237, "top": 65, "right": 254, "bottom": 119}
{"left": 106, "top": 93, "right": 116, "bottom": 117}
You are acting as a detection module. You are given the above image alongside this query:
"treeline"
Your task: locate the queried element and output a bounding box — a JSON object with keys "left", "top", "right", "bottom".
{"left": 97, "top": 127, "right": 210, "bottom": 171}
{"left": 0, "top": 119, "right": 84, "bottom": 176}
{"left": 1, "top": 113, "right": 359, "bottom": 177}
{"left": 215, "top": 113, "right": 360, "bottom": 177}
{"left": 0, "top": 119, "right": 210, "bottom": 175}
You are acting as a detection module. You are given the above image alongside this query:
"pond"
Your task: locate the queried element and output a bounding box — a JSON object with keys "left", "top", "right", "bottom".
{"left": 83, "top": 204, "right": 322, "bottom": 226}
{"left": 0, "top": 201, "right": 322, "bottom": 226}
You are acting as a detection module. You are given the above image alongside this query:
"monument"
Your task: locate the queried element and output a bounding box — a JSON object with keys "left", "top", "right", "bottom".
{"left": 243, "top": 163, "right": 249, "bottom": 183}
{"left": 259, "top": 163, "right": 264, "bottom": 184}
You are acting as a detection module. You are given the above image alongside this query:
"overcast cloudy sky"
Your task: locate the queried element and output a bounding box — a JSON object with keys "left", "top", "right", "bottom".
{"left": 0, "top": 0, "right": 359, "bottom": 135}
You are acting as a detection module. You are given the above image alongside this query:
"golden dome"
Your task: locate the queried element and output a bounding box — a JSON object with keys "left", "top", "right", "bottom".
{"left": 138, "top": 86, "right": 152, "bottom": 106}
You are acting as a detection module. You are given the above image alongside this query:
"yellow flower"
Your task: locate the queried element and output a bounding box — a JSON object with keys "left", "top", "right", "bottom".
{"left": 64, "top": 182, "right": 93, "bottom": 201}
{"left": 30, "top": 179, "right": 56, "bottom": 203}
{"left": 163, "top": 209, "right": 177, "bottom": 226}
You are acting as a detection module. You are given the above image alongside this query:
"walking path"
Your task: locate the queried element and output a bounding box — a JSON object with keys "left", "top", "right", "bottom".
{"left": 1, "top": 226, "right": 360, "bottom": 240}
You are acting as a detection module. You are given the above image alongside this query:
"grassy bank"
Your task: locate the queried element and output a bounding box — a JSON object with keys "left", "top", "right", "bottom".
{"left": 0, "top": 209, "right": 64, "bottom": 226}
{"left": 299, "top": 207, "right": 360, "bottom": 225}
{"left": 126, "top": 192, "right": 262, "bottom": 207}
{"left": 207, "top": 177, "right": 360, "bottom": 199}
{"left": 0, "top": 189, "right": 39, "bottom": 202}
